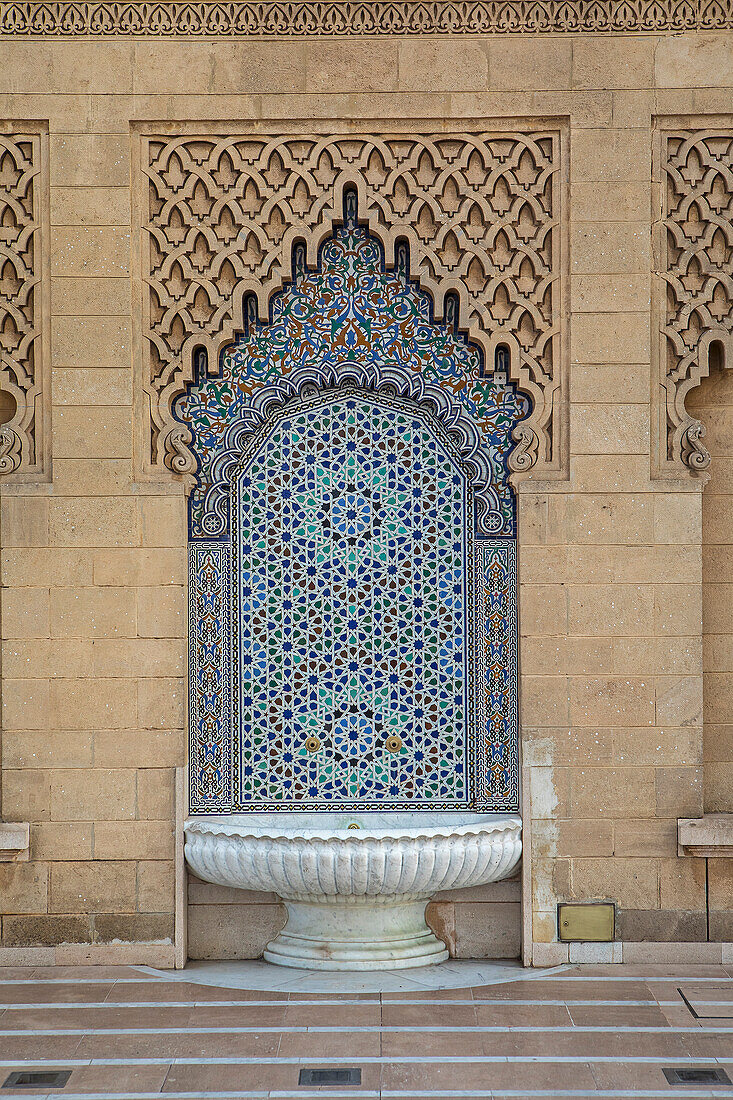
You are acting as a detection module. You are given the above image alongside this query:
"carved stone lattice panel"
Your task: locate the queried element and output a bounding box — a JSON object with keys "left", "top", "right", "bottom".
{"left": 0, "top": 126, "right": 49, "bottom": 479}
{"left": 138, "top": 129, "right": 566, "bottom": 481}
{"left": 657, "top": 127, "right": 733, "bottom": 475}
{"left": 2, "top": 0, "right": 732, "bottom": 35}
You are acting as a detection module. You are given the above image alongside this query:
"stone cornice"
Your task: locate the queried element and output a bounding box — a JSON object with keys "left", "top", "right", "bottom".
{"left": 1, "top": 0, "right": 731, "bottom": 37}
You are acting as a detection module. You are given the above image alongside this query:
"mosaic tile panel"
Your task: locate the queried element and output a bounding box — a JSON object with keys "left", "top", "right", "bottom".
{"left": 184, "top": 208, "right": 524, "bottom": 813}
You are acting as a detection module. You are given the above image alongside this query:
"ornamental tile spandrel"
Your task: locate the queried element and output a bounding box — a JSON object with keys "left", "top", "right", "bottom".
{"left": 1, "top": 0, "right": 732, "bottom": 36}
{"left": 138, "top": 129, "right": 566, "bottom": 483}
{"left": 0, "top": 126, "right": 49, "bottom": 480}
{"left": 657, "top": 127, "right": 733, "bottom": 476}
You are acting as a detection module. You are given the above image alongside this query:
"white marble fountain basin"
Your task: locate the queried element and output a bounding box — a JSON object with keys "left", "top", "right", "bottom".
{"left": 185, "top": 812, "right": 522, "bottom": 971}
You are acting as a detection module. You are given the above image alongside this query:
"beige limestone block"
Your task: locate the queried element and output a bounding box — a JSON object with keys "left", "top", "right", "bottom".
{"left": 398, "top": 40, "right": 488, "bottom": 91}
{"left": 529, "top": 89, "right": 612, "bottom": 126}
{"left": 50, "top": 860, "right": 136, "bottom": 913}
{"left": 52, "top": 461, "right": 133, "bottom": 497}
{"left": 2, "top": 729, "right": 93, "bottom": 769}
{"left": 31, "top": 823, "right": 92, "bottom": 861}
{"left": 523, "top": 726, "right": 613, "bottom": 767}
{"left": 136, "top": 860, "right": 175, "bottom": 913}
{"left": 572, "top": 856, "right": 659, "bottom": 909}
{"left": 703, "top": 724, "right": 733, "bottom": 763}
{"left": 572, "top": 313, "right": 650, "bottom": 367}
{"left": 487, "top": 37, "right": 570, "bottom": 90}
{"left": 3, "top": 633, "right": 95, "bottom": 678}
{"left": 137, "top": 678, "right": 184, "bottom": 731}
{"left": 703, "top": 495, "right": 733, "bottom": 546}
{"left": 92, "top": 638, "right": 184, "bottom": 679}
{"left": 519, "top": 583, "right": 567, "bottom": 635}
{"left": 305, "top": 41, "right": 399, "bottom": 92}
{"left": 654, "top": 493, "right": 701, "bottom": 546}
{"left": 94, "top": 728, "right": 184, "bottom": 769}
{"left": 139, "top": 498, "right": 187, "bottom": 548}
{"left": 94, "top": 548, "right": 186, "bottom": 588}
{"left": 2, "top": 915, "right": 91, "bottom": 947}
{"left": 1, "top": 587, "right": 50, "bottom": 638}
{"left": 704, "top": 634, "right": 733, "bottom": 672}
{"left": 50, "top": 134, "right": 130, "bottom": 188}
{"left": 655, "top": 675, "right": 702, "bottom": 728}
{"left": 611, "top": 89, "right": 655, "bottom": 127}
{"left": 571, "top": 181, "right": 650, "bottom": 223}
{"left": 51, "top": 227, "right": 130, "bottom": 278}
{"left": 570, "top": 364, "right": 649, "bottom": 404}
{"left": 0, "top": 863, "right": 49, "bottom": 914}
{"left": 48, "top": 677, "right": 136, "bottom": 730}
{"left": 521, "top": 677, "right": 571, "bottom": 727}
{"left": 50, "top": 768, "right": 136, "bottom": 821}
{"left": 2, "top": 679, "right": 51, "bottom": 731}
{"left": 572, "top": 37, "right": 655, "bottom": 89}
{"left": 563, "top": 546, "right": 615, "bottom": 584}
{"left": 654, "top": 584, "right": 702, "bottom": 637}
{"left": 528, "top": 764, "right": 570, "bottom": 819}
{"left": 517, "top": 494, "right": 548, "bottom": 545}
{"left": 1, "top": 498, "right": 49, "bottom": 547}
{"left": 188, "top": 876, "right": 276, "bottom": 905}
{"left": 555, "top": 820, "right": 614, "bottom": 857}
{"left": 187, "top": 902, "right": 286, "bottom": 960}
{"left": 52, "top": 317, "right": 131, "bottom": 371}
{"left": 708, "top": 859, "right": 733, "bottom": 908}
{"left": 137, "top": 768, "right": 175, "bottom": 819}
{"left": 571, "top": 455, "right": 651, "bottom": 493}
{"left": 613, "top": 725, "right": 700, "bottom": 766}
{"left": 571, "top": 128, "right": 651, "bottom": 182}
{"left": 52, "top": 368, "right": 132, "bottom": 405}
{"left": 703, "top": 672, "right": 733, "bottom": 726}
{"left": 568, "top": 583, "right": 654, "bottom": 637}
{"left": 2, "top": 548, "right": 93, "bottom": 588}
{"left": 50, "top": 189, "right": 131, "bottom": 229}
{"left": 566, "top": 495, "right": 654, "bottom": 545}
{"left": 49, "top": 498, "right": 140, "bottom": 548}
{"left": 93, "top": 821, "right": 174, "bottom": 861}
{"left": 655, "top": 33, "right": 733, "bottom": 87}
{"left": 570, "top": 404, "right": 648, "bottom": 456}
{"left": 704, "top": 762, "right": 733, "bottom": 813}
{"left": 614, "top": 819, "right": 678, "bottom": 857}
{"left": 1, "top": 770, "right": 51, "bottom": 822}
{"left": 659, "top": 857, "right": 707, "bottom": 910}
{"left": 520, "top": 636, "right": 614, "bottom": 677}
{"left": 615, "top": 546, "right": 700, "bottom": 586}
{"left": 614, "top": 637, "right": 701, "bottom": 678}
{"left": 136, "top": 587, "right": 185, "bottom": 639}
{"left": 50, "top": 587, "right": 136, "bottom": 639}
{"left": 93, "top": 914, "right": 173, "bottom": 944}
{"left": 699, "top": 585, "right": 730, "bottom": 638}
{"left": 454, "top": 902, "right": 520, "bottom": 959}
{"left": 515, "top": 546, "right": 568, "bottom": 585}
{"left": 571, "top": 274, "right": 650, "bottom": 314}
{"left": 571, "top": 222, "right": 650, "bottom": 275}
{"left": 569, "top": 766, "right": 656, "bottom": 818}
{"left": 569, "top": 676, "right": 655, "bottom": 726}
{"left": 135, "top": 41, "right": 306, "bottom": 94}
{"left": 655, "top": 766, "right": 703, "bottom": 817}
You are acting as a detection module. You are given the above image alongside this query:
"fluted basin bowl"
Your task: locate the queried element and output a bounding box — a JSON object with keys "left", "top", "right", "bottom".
{"left": 185, "top": 812, "right": 522, "bottom": 970}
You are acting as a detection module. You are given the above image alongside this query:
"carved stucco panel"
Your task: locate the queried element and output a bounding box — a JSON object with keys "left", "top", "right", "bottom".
{"left": 135, "top": 126, "right": 568, "bottom": 482}
{"left": 655, "top": 124, "right": 733, "bottom": 476}
{"left": 0, "top": 125, "right": 49, "bottom": 480}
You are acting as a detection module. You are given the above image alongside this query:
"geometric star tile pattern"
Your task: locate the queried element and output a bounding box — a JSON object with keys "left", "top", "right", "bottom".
{"left": 183, "top": 209, "right": 525, "bottom": 813}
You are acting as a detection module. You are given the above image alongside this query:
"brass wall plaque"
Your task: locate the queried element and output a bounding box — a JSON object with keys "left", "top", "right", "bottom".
{"left": 558, "top": 902, "right": 615, "bottom": 942}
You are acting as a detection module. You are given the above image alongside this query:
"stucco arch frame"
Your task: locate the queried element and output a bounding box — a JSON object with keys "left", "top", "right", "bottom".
{"left": 132, "top": 120, "right": 569, "bottom": 486}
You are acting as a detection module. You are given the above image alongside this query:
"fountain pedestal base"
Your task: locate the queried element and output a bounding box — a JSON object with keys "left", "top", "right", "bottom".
{"left": 264, "top": 896, "right": 449, "bottom": 971}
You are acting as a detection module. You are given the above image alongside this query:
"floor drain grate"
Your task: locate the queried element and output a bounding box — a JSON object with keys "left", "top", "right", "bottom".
{"left": 3, "top": 1070, "right": 72, "bottom": 1089}
{"left": 663, "top": 1067, "right": 732, "bottom": 1086}
{"left": 298, "top": 1067, "right": 362, "bottom": 1086}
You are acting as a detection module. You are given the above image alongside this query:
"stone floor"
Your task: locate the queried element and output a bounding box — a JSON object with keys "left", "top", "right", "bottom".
{"left": 0, "top": 961, "right": 732, "bottom": 1098}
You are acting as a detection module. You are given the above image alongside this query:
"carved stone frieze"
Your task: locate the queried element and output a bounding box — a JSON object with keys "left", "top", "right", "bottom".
{"left": 138, "top": 129, "right": 566, "bottom": 480}
{"left": 657, "top": 127, "right": 733, "bottom": 475}
{"left": 1, "top": 0, "right": 732, "bottom": 35}
{"left": 0, "top": 127, "right": 48, "bottom": 479}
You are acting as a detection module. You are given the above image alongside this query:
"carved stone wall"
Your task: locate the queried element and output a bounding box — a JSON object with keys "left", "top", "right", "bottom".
{"left": 656, "top": 126, "right": 733, "bottom": 475}
{"left": 137, "top": 128, "right": 566, "bottom": 481}
{"left": 2, "top": 0, "right": 732, "bottom": 35}
{"left": 0, "top": 125, "right": 48, "bottom": 478}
